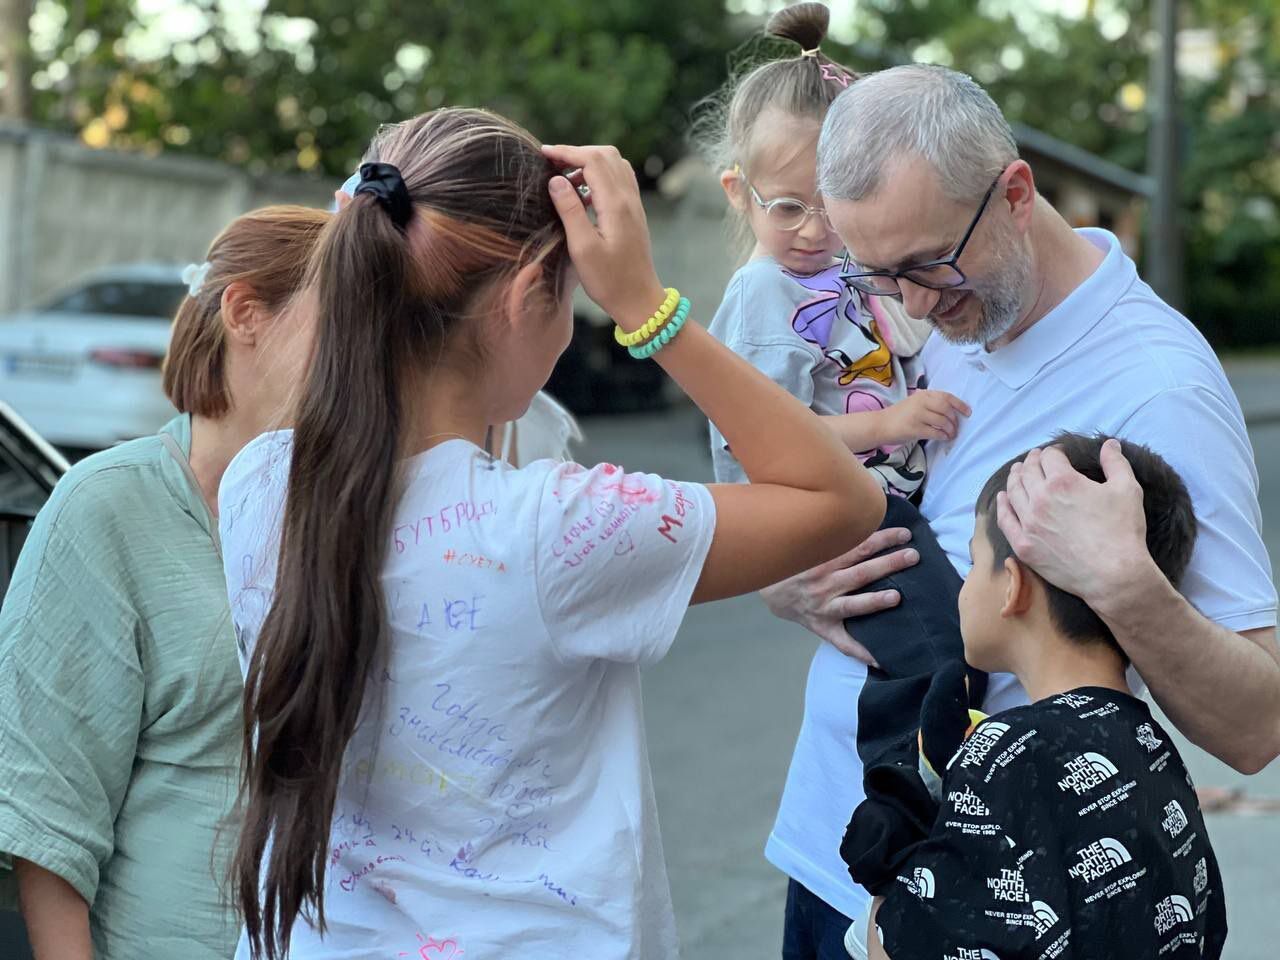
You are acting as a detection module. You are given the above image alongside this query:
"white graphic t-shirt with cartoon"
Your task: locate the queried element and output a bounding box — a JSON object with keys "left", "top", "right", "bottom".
{"left": 708, "top": 256, "right": 932, "bottom": 496}
{"left": 219, "top": 431, "right": 716, "bottom": 960}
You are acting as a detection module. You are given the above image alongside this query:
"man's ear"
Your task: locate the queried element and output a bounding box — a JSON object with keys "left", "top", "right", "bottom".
{"left": 221, "top": 281, "right": 270, "bottom": 347}
{"left": 1002, "top": 159, "right": 1037, "bottom": 233}
{"left": 1000, "top": 555, "right": 1036, "bottom": 618}
{"left": 720, "top": 168, "right": 747, "bottom": 211}
{"left": 502, "top": 260, "right": 545, "bottom": 335}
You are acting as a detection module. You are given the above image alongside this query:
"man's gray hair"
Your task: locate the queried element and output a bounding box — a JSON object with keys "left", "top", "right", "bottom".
{"left": 817, "top": 64, "right": 1018, "bottom": 204}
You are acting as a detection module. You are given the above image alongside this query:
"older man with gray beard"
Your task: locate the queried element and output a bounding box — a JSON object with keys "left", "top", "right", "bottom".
{"left": 758, "top": 63, "right": 1277, "bottom": 959}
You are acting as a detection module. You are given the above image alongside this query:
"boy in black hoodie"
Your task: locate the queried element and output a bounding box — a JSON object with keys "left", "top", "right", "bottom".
{"left": 849, "top": 434, "right": 1227, "bottom": 960}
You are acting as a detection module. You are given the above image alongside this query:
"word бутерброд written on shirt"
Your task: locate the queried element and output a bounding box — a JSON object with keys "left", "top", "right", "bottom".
{"left": 393, "top": 499, "right": 498, "bottom": 553}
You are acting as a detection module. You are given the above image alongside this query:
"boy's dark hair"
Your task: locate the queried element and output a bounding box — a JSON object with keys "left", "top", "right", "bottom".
{"left": 975, "top": 432, "right": 1198, "bottom": 658}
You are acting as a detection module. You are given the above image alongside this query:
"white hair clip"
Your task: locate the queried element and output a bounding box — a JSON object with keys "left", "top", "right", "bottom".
{"left": 182, "top": 261, "right": 212, "bottom": 297}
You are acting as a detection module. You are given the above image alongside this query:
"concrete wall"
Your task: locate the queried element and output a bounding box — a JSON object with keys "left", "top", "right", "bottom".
{"left": 0, "top": 123, "right": 333, "bottom": 312}
{"left": 0, "top": 124, "right": 740, "bottom": 324}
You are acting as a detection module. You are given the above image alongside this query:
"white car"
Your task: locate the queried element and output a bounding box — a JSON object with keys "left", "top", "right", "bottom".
{"left": 0, "top": 264, "right": 185, "bottom": 453}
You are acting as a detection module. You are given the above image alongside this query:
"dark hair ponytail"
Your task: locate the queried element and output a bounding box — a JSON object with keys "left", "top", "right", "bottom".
{"left": 765, "top": 0, "right": 831, "bottom": 50}
{"left": 234, "top": 192, "right": 409, "bottom": 958}
{"left": 233, "top": 108, "right": 568, "bottom": 960}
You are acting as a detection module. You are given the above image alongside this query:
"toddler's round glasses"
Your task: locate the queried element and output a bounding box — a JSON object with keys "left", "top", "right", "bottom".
{"left": 737, "top": 168, "right": 832, "bottom": 233}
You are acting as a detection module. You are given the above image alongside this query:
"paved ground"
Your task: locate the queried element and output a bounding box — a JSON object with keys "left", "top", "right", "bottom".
{"left": 1, "top": 363, "right": 1273, "bottom": 958}
{"left": 575, "top": 358, "right": 1280, "bottom": 959}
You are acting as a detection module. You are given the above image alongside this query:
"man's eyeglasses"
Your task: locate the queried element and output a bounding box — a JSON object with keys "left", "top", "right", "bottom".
{"left": 736, "top": 166, "right": 832, "bottom": 233}
{"left": 839, "top": 171, "right": 1006, "bottom": 297}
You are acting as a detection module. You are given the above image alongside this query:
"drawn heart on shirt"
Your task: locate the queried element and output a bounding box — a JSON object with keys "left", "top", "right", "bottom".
{"left": 399, "top": 933, "right": 465, "bottom": 959}
{"left": 418, "top": 937, "right": 464, "bottom": 959}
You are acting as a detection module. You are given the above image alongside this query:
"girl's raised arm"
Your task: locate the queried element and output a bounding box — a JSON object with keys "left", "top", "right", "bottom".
{"left": 545, "top": 144, "right": 885, "bottom": 602}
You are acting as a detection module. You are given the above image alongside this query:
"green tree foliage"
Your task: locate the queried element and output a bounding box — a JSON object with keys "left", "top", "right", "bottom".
{"left": 16, "top": 0, "right": 1280, "bottom": 345}
{"left": 1178, "top": 12, "right": 1280, "bottom": 346}
{"left": 818, "top": 0, "right": 1279, "bottom": 347}
{"left": 26, "top": 0, "right": 737, "bottom": 179}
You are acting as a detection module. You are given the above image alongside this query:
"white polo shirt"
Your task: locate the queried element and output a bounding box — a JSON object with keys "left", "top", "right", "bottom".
{"left": 767, "top": 228, "right": 1277, "bottom": 921}
{"left": 922, "top": 228, "right": 1277, "bottom": 710}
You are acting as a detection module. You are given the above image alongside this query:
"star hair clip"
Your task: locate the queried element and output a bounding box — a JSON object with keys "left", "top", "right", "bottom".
{"left": 820, "top": 63, "right": 853, "bottom": 88}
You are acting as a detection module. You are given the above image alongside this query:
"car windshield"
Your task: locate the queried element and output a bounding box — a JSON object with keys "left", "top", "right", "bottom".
{"left": 42, "top": 280, "right": 186, "bottom": 319}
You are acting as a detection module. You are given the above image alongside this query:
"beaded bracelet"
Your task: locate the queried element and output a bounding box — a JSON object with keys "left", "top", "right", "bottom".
{"left": 628, "top": 297, "right": 690, "bottom": 360}
{"left": 614, "top": 287, "right": 680, "bottom": 347}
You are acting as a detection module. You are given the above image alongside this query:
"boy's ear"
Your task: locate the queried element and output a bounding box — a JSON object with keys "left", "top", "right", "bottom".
{"left": 1000, "top": 556, "right": 1036, "bottom": 619}
{"left": 720, "top": 168, "right": 747, "bottom": 210}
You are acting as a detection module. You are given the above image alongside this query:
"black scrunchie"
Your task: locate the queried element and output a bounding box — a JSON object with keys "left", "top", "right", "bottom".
{"left": 353, "top": 161, "right": 414, "bottom": 232}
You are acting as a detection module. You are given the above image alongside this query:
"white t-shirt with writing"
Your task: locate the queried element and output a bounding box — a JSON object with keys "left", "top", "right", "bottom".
{"left": 219, "top": 431, "right": 716, "bottom": 959}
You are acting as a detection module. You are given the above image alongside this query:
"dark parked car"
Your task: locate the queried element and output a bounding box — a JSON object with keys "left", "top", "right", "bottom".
{"left": 0, "top": 402, "right": 67, "bottom": 960}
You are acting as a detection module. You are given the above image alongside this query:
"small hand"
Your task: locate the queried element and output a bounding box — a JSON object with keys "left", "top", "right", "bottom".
{"left": 882, "top": 390, "right": 971, "bottom": 445}
{"left": 760, "top": 526, "right": 922, "bottom": 664}
{"left": 996, "top": 439, "right": 1149, "bottom": 608}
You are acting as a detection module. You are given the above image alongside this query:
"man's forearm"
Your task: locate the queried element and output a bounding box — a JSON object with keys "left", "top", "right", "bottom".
{"left": 15, "top": 858, "right": 92, "bottom": 960}
{"left": 1095, "top": 556, "right": 1280, "bottom": 774}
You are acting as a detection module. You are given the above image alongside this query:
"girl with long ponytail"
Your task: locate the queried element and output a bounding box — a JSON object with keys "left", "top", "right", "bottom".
{"left": 222, "top": 108, "right": 886, "bottom": 960}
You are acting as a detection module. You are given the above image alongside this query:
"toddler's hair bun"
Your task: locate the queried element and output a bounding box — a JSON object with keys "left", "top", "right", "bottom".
{"left": 765, "top": 2, "right": 831, "bottom": 52}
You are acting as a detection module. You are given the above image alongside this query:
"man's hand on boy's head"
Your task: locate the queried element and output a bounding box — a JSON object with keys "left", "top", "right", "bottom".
{"left": 996, "top": 440, "right": 1151, "bottom": 611}
{"left": 760, "top": 526, "right": 922, "bottom": 664}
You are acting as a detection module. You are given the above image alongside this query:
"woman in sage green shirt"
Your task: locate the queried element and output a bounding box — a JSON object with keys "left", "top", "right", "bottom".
{"left": 0, "top": 205, "right": 328, "bottom": 960}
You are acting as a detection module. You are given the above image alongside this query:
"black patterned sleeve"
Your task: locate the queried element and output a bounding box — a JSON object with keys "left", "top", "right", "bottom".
{"left": 874, "top": 712, "right": 1074, "bottom": 960}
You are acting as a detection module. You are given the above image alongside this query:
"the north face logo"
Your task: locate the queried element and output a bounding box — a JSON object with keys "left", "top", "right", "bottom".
{"left": 956, "top": 722, "right": 1012, "bottom": 768}
{"left": 1193, "top": 858, "right": 1209, "bottom": 895}
{"left": 1154, "top": 895, "right": 1194, "bottom": 935}
{"left": 1053, "top": 692, "right": 1093, "bottom": 708}
{"left": 902, "top": 866, "right": 935, "bottom": 899}
{"left": 1032, "top": 900, "right": 1060, "bottom": 938}
{"left": 1057, "top": 752, "right": 1118, "bottom": 795}
{"left": 1068, "top": 837, "right": 1132, "bottom": 882}
{"left": 1162, "top": 800, "right": 1189, "bottom": 837}
{"left": 986, "top": 867, "right": 1029, "bottom": 903}
{"left": 1136, "top": 723, "right": 1163, "bottom": 752}
{"left": 948, "top": 783, "right": 991, "bottom": 817}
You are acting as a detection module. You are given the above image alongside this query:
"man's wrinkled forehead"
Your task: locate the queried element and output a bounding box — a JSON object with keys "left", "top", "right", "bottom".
{"left": 825, "top": 154, "right": 963, "bottom": 269}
